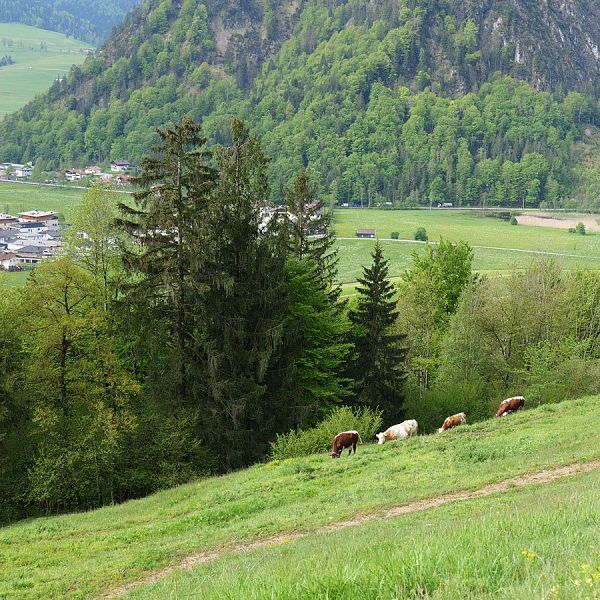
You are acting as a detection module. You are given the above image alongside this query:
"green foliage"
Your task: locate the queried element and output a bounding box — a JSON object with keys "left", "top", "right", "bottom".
{"left": 348, "top": 242, "right": 407, "bottom": 418}
{"left": 1, "top": 0, "right": 598, "bottom": 207}
{"left": 0, "top": 0, "right": 138, "bottom": 43}
{"left": 576, "top": 221, "right": 586, "bottom": 235}
{"left": 414, "top": 227, "right": 428, "bottom": 241}
{"left": 269, "top": 405, "right": 382, "bottom": 460}
{"left": 510, "top": 215, "right": 518, "bottom": 225}
{"left": 390, "top": 231, "right": 399, "bottom": 239}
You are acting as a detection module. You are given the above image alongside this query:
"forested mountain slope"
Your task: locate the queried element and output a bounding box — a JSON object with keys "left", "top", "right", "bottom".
{"left": 2, "top": 0, "right": 600, "bottom": 206}
{"left": 0, "top": 0, "right": 138, "bottom": 44}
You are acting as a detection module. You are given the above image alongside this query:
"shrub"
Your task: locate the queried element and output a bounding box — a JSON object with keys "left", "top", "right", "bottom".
{"left": 414, "top": 227, "right": 428, "bottom": 241}
{"left": 269, "top": 406, "right": 383, "bottom": 460}
{"left": 568, "top": 227, "right": 576, "bottom": 233}
{"left": 510, "top": 216, "right": 518, "bottom": 225}
{"left": 390, "top": 231, "right": 399, "bottom": 239}
{"left": 402, "top": 380, "right": 493, "bottom": 434}
{"left": 575, "top": 222, "right": 586, "bottom": 235}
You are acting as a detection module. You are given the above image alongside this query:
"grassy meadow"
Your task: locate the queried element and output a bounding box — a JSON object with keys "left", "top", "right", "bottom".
{"left": 128, "top": 470, "right": 600, "bottom": 600}
{"left": 334, "top": 209, "right": 600, "bottom": 285}
{"left": 2, "top": 183, "right": 600, "bottom": 289}
{"left": 1, "top": 395, "right": 599, "bottom": 599}
{"left": 0, "top": 23, "right": 89, "bottom": 117}
{"left": 0, "top": 181, "right": 84, "bottom": 222}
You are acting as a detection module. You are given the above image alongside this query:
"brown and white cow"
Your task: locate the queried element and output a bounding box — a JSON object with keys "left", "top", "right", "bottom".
{"left": 495, "top": 396, "right": 525, "bottom": 417}
{"left": 330, "top": 430, "right": 361, "bottom": 458}
{"left": 437, "top": 412, "right": 466, "bottom": 433}
{"left": 375, "top": 419, "right": 418, "bottom": 444}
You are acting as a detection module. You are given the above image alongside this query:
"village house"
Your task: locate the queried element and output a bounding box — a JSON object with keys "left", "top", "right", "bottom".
{"left": 0, "top": 213, "right": 18, "bottom": 229}
{"left": 0, "top": 251, "right": 17, "bottom": 270}
{"left": 18, "top": 211, "right": 59, "bottom": 230}
{"left": 84, "top": 165, "right": 102, "bottom": 175}
{"left": 65, "top": 169, "right": 84, "bottom": 181}
{"left": 13, "top": 164, "right": 33, "bottom": 178}
{"left": 110, "top": 160, "right": 130, "bottom": 173}
{"left": 356, "top": 228, "right": 376, "bottom": 238}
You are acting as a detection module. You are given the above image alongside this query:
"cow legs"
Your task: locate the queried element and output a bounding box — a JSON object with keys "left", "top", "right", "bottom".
{"left": 352, "top": 442, "right": 357, "bottom": 454}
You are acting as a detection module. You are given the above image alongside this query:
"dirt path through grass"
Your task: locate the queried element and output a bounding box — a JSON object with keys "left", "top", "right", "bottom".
{"left": 101, "top": 459, "right": 600, "bottom": 599}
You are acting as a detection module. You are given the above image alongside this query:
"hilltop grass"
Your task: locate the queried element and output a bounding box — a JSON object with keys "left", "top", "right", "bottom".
{"left": 127, "top": 470, "right": 600, "bottom": 600}
{"left": 0, "top": 23, "right": 88, "bottom": 117}
{"left": 1, "top": 395, "right": 599, "bottom": 599}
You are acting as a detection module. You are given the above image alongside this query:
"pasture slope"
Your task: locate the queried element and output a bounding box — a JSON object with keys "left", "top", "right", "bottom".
{"left": 0, "top": 23, "right": 88, "bottom": 117}
{"left": 1, "top": 395, "right": 599, "bottom": 599}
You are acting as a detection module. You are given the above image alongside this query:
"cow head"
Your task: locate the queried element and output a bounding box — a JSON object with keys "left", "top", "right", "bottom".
{"left": 375, "top": 432, "right": 386, "bottom": 444}
{"left": 437, "top": 427, "right": 444, "bottom": 433}
{"left": 330, "top": 451, "right": 340, "bottom": 458}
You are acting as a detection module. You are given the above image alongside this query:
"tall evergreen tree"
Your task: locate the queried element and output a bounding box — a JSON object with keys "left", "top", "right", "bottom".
{"left": 117, "top": 116, "right": 216, "bottom": 405}
{"left": 283, "top": 169, "right": 339, "bottom": 298}
{"left": 348, "top": 242, "right": 407, "bottom": 419}
{"left": 197, "top": 119, "right": 288, "bottom": 470}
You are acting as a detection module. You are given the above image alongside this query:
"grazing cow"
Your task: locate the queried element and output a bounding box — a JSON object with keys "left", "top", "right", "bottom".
{"left": 438, "top": 412, "right": 466, "bottom": 433}
{"left": 495, "top": 396, "right": 525, "bottom": 417}
{"left": 330, "top": 430, "right": 361, "bottom": 458}
{"left": 375, "top": 419, "right": 418, "bottom": 444}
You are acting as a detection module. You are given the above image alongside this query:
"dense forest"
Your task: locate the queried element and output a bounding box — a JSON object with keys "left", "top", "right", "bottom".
{"left": 2, "top": 118, "right": 600, "bottom": 524}
{"left": 0, "top": 0, "right": 138, "bottom": 44}
{"left": 2, "top": 0, "right": 600, "bottom": 206}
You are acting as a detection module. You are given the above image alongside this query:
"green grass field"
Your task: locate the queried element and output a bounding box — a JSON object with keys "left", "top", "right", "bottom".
{"left": 128, "top": 471, "right": 600, "bottom": 600}
{"left": 2, "top": 184, "right": 600, "bottom": 289}
{"left": 334, "top": 209, "right": 600, "bottom": 285}
{"left": 0, "top": 181, "right": 84, "bottom": 221}
{"left": 1, "top": 395, "right": 599, "bottom": 599}
{"left": 0, "top": 23, "right": 89, "bottom": 117}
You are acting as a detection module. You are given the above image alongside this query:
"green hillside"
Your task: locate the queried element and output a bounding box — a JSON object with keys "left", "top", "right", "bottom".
{"left": 0, "top": 0, "right": 138, "bottom": 44}
{"left": 0, "top": 23, "right": 89, "bottom": 117}
{"left": 1, "top": 395, "right": 599, "bottom": 599}
{"left": 2, "top": 0, "right": 600, "bottom": 208}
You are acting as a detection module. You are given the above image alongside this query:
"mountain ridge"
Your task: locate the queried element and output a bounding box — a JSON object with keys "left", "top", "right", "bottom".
{"left": 2, "top": 0, "right": 600, "bottom": 207}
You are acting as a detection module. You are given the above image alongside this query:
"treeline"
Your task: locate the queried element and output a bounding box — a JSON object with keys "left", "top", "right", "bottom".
{"left": 2, "top": 0, "right": 600, "bottom": 208}
{"left": 0, "top": 0, "right": 137, "bottom": 44}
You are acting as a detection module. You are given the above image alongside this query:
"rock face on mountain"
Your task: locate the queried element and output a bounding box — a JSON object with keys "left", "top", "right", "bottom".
{"left": 1, "top": 0, "right": 600, "bottom": 206}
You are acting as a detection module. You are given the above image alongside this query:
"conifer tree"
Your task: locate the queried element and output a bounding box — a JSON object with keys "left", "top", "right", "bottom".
{"left": 283, "top": 169, "right": 339, "bottom": 298}
{"left": 197, "top": 119, "right": 288, "bottom": 470}
{"left": 348, "top": 242, "right": 407, "bottom": 418}
{"left": 117, "top": 116, "right": 216, "bottom": 405}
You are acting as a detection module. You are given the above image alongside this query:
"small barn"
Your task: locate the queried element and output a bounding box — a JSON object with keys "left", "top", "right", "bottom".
{"left": 356, "top": 229, "right": 376, "bottom": 238}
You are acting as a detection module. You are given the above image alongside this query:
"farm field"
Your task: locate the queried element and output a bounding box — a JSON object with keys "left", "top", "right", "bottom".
{"left": 0, "top": 181, "right": 84, "bottom": 222}
{"left": 1, "top": 395, "right": 599, "bottom": 599}
{"left": 0, "top": 23, "right": 89, "bottom": 117}
{"left": 334, "top": 209, "right": 600, "bottom": 284}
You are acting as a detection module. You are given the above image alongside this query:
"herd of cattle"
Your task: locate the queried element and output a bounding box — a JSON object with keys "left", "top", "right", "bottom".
{"left": 330, "top": 395, "right": 525, "bottom": 458}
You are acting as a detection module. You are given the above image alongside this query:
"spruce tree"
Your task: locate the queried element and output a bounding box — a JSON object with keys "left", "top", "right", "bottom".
{"left": 197, "top": 119, "right": 288, "bottom": 470}
{"left": 348, "top": 242, "right": 407, "bottom": 419}
{"left": 117, "top": 116, "right": 216, "bottom": 405}
{"left": 283, "top": 169, "right": 339, "bottom": 299}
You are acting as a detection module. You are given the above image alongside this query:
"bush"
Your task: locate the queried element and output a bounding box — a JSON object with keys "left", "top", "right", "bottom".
{"left": 269, "top": 406, "right": 383, "bottom": 460}
{"left": 390, "top": 231, "right": 399, "bottom": 239}
{"left": 575, "top": 222, "right": 586, "bottom": 235}
{"left": 510, "top": 216, "right": 518, "bottom": 225}
{"left": 414, "top": 227, "right": 428, "bottom": 242}
{"left": 402, "top": 380, "right": 493, "bottom": 434}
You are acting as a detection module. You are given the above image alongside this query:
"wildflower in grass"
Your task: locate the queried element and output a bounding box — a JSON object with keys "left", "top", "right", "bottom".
{"left": 581, "top": 563, "right": 591, "bottom": 571}
{"left": 521, "top": 549, "right": 537, "bottom": 560}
